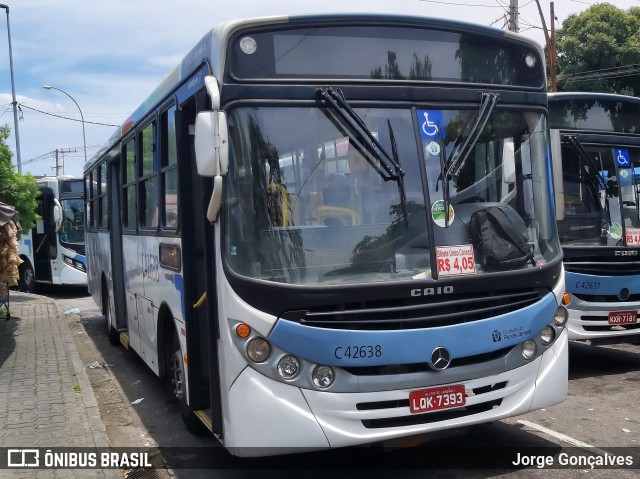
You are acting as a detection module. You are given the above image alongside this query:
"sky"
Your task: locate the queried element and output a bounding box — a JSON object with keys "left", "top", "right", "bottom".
{"left": 0, "top": 0, "right": 638, "bottom": 178}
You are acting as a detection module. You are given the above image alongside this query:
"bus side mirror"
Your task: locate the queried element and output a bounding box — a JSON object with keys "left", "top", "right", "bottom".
{"left": 53, "top": 199, "right": 63, "bottom": 232}
{"left": 194, "top": 111, "right": 229, "bottom": 177}
{"left": 502, "top": 139, "right": 516, "bottom": 184}
{"left": 195, "top": 76, "right": 229, "bottom": 223}
{"left": 550, "top": 129, "right": 565, "bottom": 221}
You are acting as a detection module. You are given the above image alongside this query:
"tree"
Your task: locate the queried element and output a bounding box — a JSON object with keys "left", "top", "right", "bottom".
{"left": 0, "top": 126, "right": 39, "bottom": 233}
{"left": 555, "top": 3, "right": 640, "bottom": 95}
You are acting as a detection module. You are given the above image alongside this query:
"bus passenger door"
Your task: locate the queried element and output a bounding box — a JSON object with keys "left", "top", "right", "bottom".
{"left": 109, "top": 157, "right": 129, "bottom": 335}
{"left": 176, "top": 91, "right": 222, "bottom": 433}
{"left": 32, "top": 189, "right": 57, "bottom": 283}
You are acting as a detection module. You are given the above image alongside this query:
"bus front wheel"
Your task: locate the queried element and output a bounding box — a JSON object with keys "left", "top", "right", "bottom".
{"left": 170, "top": 336, "right": 204, "bottom": 434}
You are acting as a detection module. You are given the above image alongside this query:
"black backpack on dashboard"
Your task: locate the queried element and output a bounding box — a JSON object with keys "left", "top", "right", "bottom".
{"left": 469, "top": 205, "right": 536, "bottom": 271}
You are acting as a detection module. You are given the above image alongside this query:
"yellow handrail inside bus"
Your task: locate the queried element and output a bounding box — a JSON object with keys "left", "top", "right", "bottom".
{"left": 193, "top": 292, "right": 207, "bottom": 309}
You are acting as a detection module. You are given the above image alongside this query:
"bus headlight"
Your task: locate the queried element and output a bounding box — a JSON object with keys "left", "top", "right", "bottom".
{"left": 63, "top": 255, "right": 86, "bottom": 272}
{"left": 554, "top": 306, "right": 568, "bottom": 327}
{"left": 312, "top": 365, "right": 334, "bottom": 389}
{"left": 540, "top": 326, "right": 555, "bottom": 346}
{"left": 247, "top": 338, "right": 271, "bottom": 363}
{"left": 277, "top": 355, "right": 300, "bottom": 380}
{"left": 521, "top": 340, "right": 537, "bottom": 360}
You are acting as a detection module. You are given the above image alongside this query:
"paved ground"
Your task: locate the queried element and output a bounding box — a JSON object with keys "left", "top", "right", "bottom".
{"left": 0, "top": 292, "right": 120, "bottom": 478}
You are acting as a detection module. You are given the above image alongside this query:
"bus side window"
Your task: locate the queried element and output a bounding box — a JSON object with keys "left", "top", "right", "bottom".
{"left": 123, "top": 139, "right": 137, "bottom": 229}
{"left": 140, "top": 121, "right": 159, "bottom": 229}
{"left": 161, "top": 105, "right": 179, "bottom": 230}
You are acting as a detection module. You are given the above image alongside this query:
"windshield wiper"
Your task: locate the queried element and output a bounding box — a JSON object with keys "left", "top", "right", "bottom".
{"left": 445, "top": 92, "right": 498, "bottom": 182}
{"left": 316, "top": 87, "right": 408, "bottom": 227}
{"left": 316, "top": 87, "right": 405, "bottom": 180}
{"left": 565, "top": 135, "right": 612, "bottom": 235}
{"left": 566, "top": 135, "right": 606, "bottom": 192}
{"left": 441, "top": 91, "right": 498, "bottom": 226}
{"left": 387, "top": 119, "right": 408, "bottom": 228}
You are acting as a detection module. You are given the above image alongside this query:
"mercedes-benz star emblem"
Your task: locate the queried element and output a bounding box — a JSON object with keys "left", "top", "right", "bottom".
{"left": 429, "top": 346, "right": 452, "bottom": 371}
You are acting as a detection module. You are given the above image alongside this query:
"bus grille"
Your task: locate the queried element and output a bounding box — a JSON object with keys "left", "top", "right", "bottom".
{"left": 358, "top": 382, "right": 506, "bottom": 429}
{"left": 280, "top": 288, "right": 547, "bottom": 330}
{"left": 573, "top": 293, "right": 640, "bottom": 303}
{"left": 564, "top": 259, "right": 640, "bottom": 276}
{"left": 581, "top": 315, "right": 640, "bottom": 332}
{"left": 342, "top": 347, "right": 511, "bottom": 376}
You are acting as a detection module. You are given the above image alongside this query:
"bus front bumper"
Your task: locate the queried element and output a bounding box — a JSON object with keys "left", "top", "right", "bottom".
{"left": 224, "top": 330, "right": 567, "bottom": 456}
{"left": 565, "top": 298, "right": 640, "bottom": 342}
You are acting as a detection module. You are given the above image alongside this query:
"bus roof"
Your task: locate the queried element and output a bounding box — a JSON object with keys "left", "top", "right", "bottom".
{"left": 548, "top": 91, "right": 640, "bottom": 134}
{"left": 548, "top": 92, "right": 640, "bottom": 105}
{"left": 86, "top": 13, "right": 545, "bottom": 171}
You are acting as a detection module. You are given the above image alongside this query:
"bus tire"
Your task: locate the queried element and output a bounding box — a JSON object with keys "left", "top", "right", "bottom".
{"left": 102, "top": 285, "right": 120, "bottom": 346}
{"left": 18, "top": 261, "right": 35, "bottom": 293}
{"left": 169, "top": 335, "right": 205, "bottom": 434}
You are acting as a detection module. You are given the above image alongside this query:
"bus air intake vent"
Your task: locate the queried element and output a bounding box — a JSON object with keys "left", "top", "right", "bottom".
{"left": 564, "top": 258, "right": 640, "bottom": 276}
{"left": 581, "top": 315, "right": 640, "bottom": 333}
{"left": 358, "top": 382, "right": 507, "bottom": 428}
{"left": 573, "top": 292, "right": 640, "bottom": 303}
{"left": 342, "top": 347, "right": 511, "bottom": 376}
{"left": 280, "top": 289, "right": 546, "bottom": 330}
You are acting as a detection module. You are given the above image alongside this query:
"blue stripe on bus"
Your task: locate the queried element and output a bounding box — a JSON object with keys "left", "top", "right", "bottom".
{"left": 566, "top": 271, "right": 640, "bottom": 296}
{"left": 268, "top": 292, "right": 557, "bottom": 366}
{"left": 173, "top": 274, "right": 185, "bottom": 320}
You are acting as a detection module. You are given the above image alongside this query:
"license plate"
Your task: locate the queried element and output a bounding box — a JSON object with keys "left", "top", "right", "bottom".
{"left": 608, "top": 310, "right": 638, "bottom": 325}
{"left": 409, "top": 384, "right": 466, "bottom": 414}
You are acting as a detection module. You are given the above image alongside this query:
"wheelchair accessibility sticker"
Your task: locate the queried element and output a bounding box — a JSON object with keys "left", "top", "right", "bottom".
{"left": 417, "top": 110, "right": 446, "bottom": 140}
{"left": 614, "top": 148, "right": 630, "bottom": 168}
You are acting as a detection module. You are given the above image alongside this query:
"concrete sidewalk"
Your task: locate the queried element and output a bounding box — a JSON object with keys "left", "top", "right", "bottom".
{"left": 0, "top": 291, "right": 119, "bottom": 478}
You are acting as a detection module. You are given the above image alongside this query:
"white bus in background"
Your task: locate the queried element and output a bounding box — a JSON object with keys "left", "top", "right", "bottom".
{"left": 17, "top": 175, "right": 87, "bottom": 292}
{"left": 548, "top": 92, "right": 640, "bottom": 344}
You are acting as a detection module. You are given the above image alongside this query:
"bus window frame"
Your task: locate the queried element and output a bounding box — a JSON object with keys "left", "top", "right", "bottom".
{"left": 159, "top": 101, "right": 180, "bottom": 234}
{"left": 122, "top": 135, "right": 138, "bottom": 232}
{"left": 138, "top": 118, "right": 160, "bottom": 232}
{"left": 99, "top": 160, "right": 108, "bottom": 230}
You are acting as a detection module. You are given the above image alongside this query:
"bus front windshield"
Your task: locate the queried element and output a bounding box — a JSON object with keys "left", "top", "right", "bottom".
{"left": 557, "top": 143, "right": 640, "bottom": 246}
{"left": 59, "top": 198, "right": 85, "bottom": 245}
{"left": 225, "top": 105, "right": 558, "bottom": 285}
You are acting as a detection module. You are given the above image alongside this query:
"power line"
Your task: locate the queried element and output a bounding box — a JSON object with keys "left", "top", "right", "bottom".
{"left": 560, "top": 68, "right": 640, "bottom": 83}
{"left": 561, "top": 62, "right": 640, "bottom": 78}
{"left": 418, "top": 0, "right": 505, "bottom": 7}
{"left": 18, "top": 103, "right": 120, "bottom": 127}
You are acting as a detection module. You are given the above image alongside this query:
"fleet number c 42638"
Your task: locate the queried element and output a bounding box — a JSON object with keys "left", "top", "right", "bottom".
{"left": 334, "top": 345, "right": 382, "bottom": 359}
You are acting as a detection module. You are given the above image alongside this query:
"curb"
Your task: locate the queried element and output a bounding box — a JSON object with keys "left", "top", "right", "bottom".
{"left": 54, "top": 299, "right": 113, "bottom": 449}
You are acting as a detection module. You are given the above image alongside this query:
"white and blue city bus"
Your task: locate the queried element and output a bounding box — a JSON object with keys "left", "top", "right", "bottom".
{"left": 549, "top": 92, "right": 640, "bottom": 344}
{"left": 17, "top": 175, "right": 87, "bottom": 292}
{"left": 85, "top": 13, "right": 568, "bottom": 456}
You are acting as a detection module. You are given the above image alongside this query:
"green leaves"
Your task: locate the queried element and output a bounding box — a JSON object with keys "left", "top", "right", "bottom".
{"left": 0, "top": 125, "right": 39, "bottom": 234}
{"left": 556, "top": 3, "right": 640, "bottom": 95}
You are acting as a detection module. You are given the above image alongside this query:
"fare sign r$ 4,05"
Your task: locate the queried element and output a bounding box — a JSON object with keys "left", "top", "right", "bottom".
{"left": 436, "top": 244, "right": 477, "bottom": 277}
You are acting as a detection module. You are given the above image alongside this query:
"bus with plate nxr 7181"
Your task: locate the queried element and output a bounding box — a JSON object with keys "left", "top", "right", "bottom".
{"left": 17, "top": 175, "right": 87, "bottom": 292}
{"left": 84, "top": 13, "right": 568, "bottom": 456}
{"left": 549, "top": 92, "right": 640, "bottom": 344}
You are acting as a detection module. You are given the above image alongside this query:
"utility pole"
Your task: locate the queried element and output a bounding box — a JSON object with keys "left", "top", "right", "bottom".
{"left": 46, "top": 147, "right": 80, "bottom": 176}
{"left": 534, "top": 0, "right": 558, "bottom": 91}
{"left": 550, "top": 1, "right": 558, "bottom": 92}
{"left": 507, "top": 0, "right": 519, "bottom": 33}
{"left": 54, "top": 149, "right": 60, "bottom": 176}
